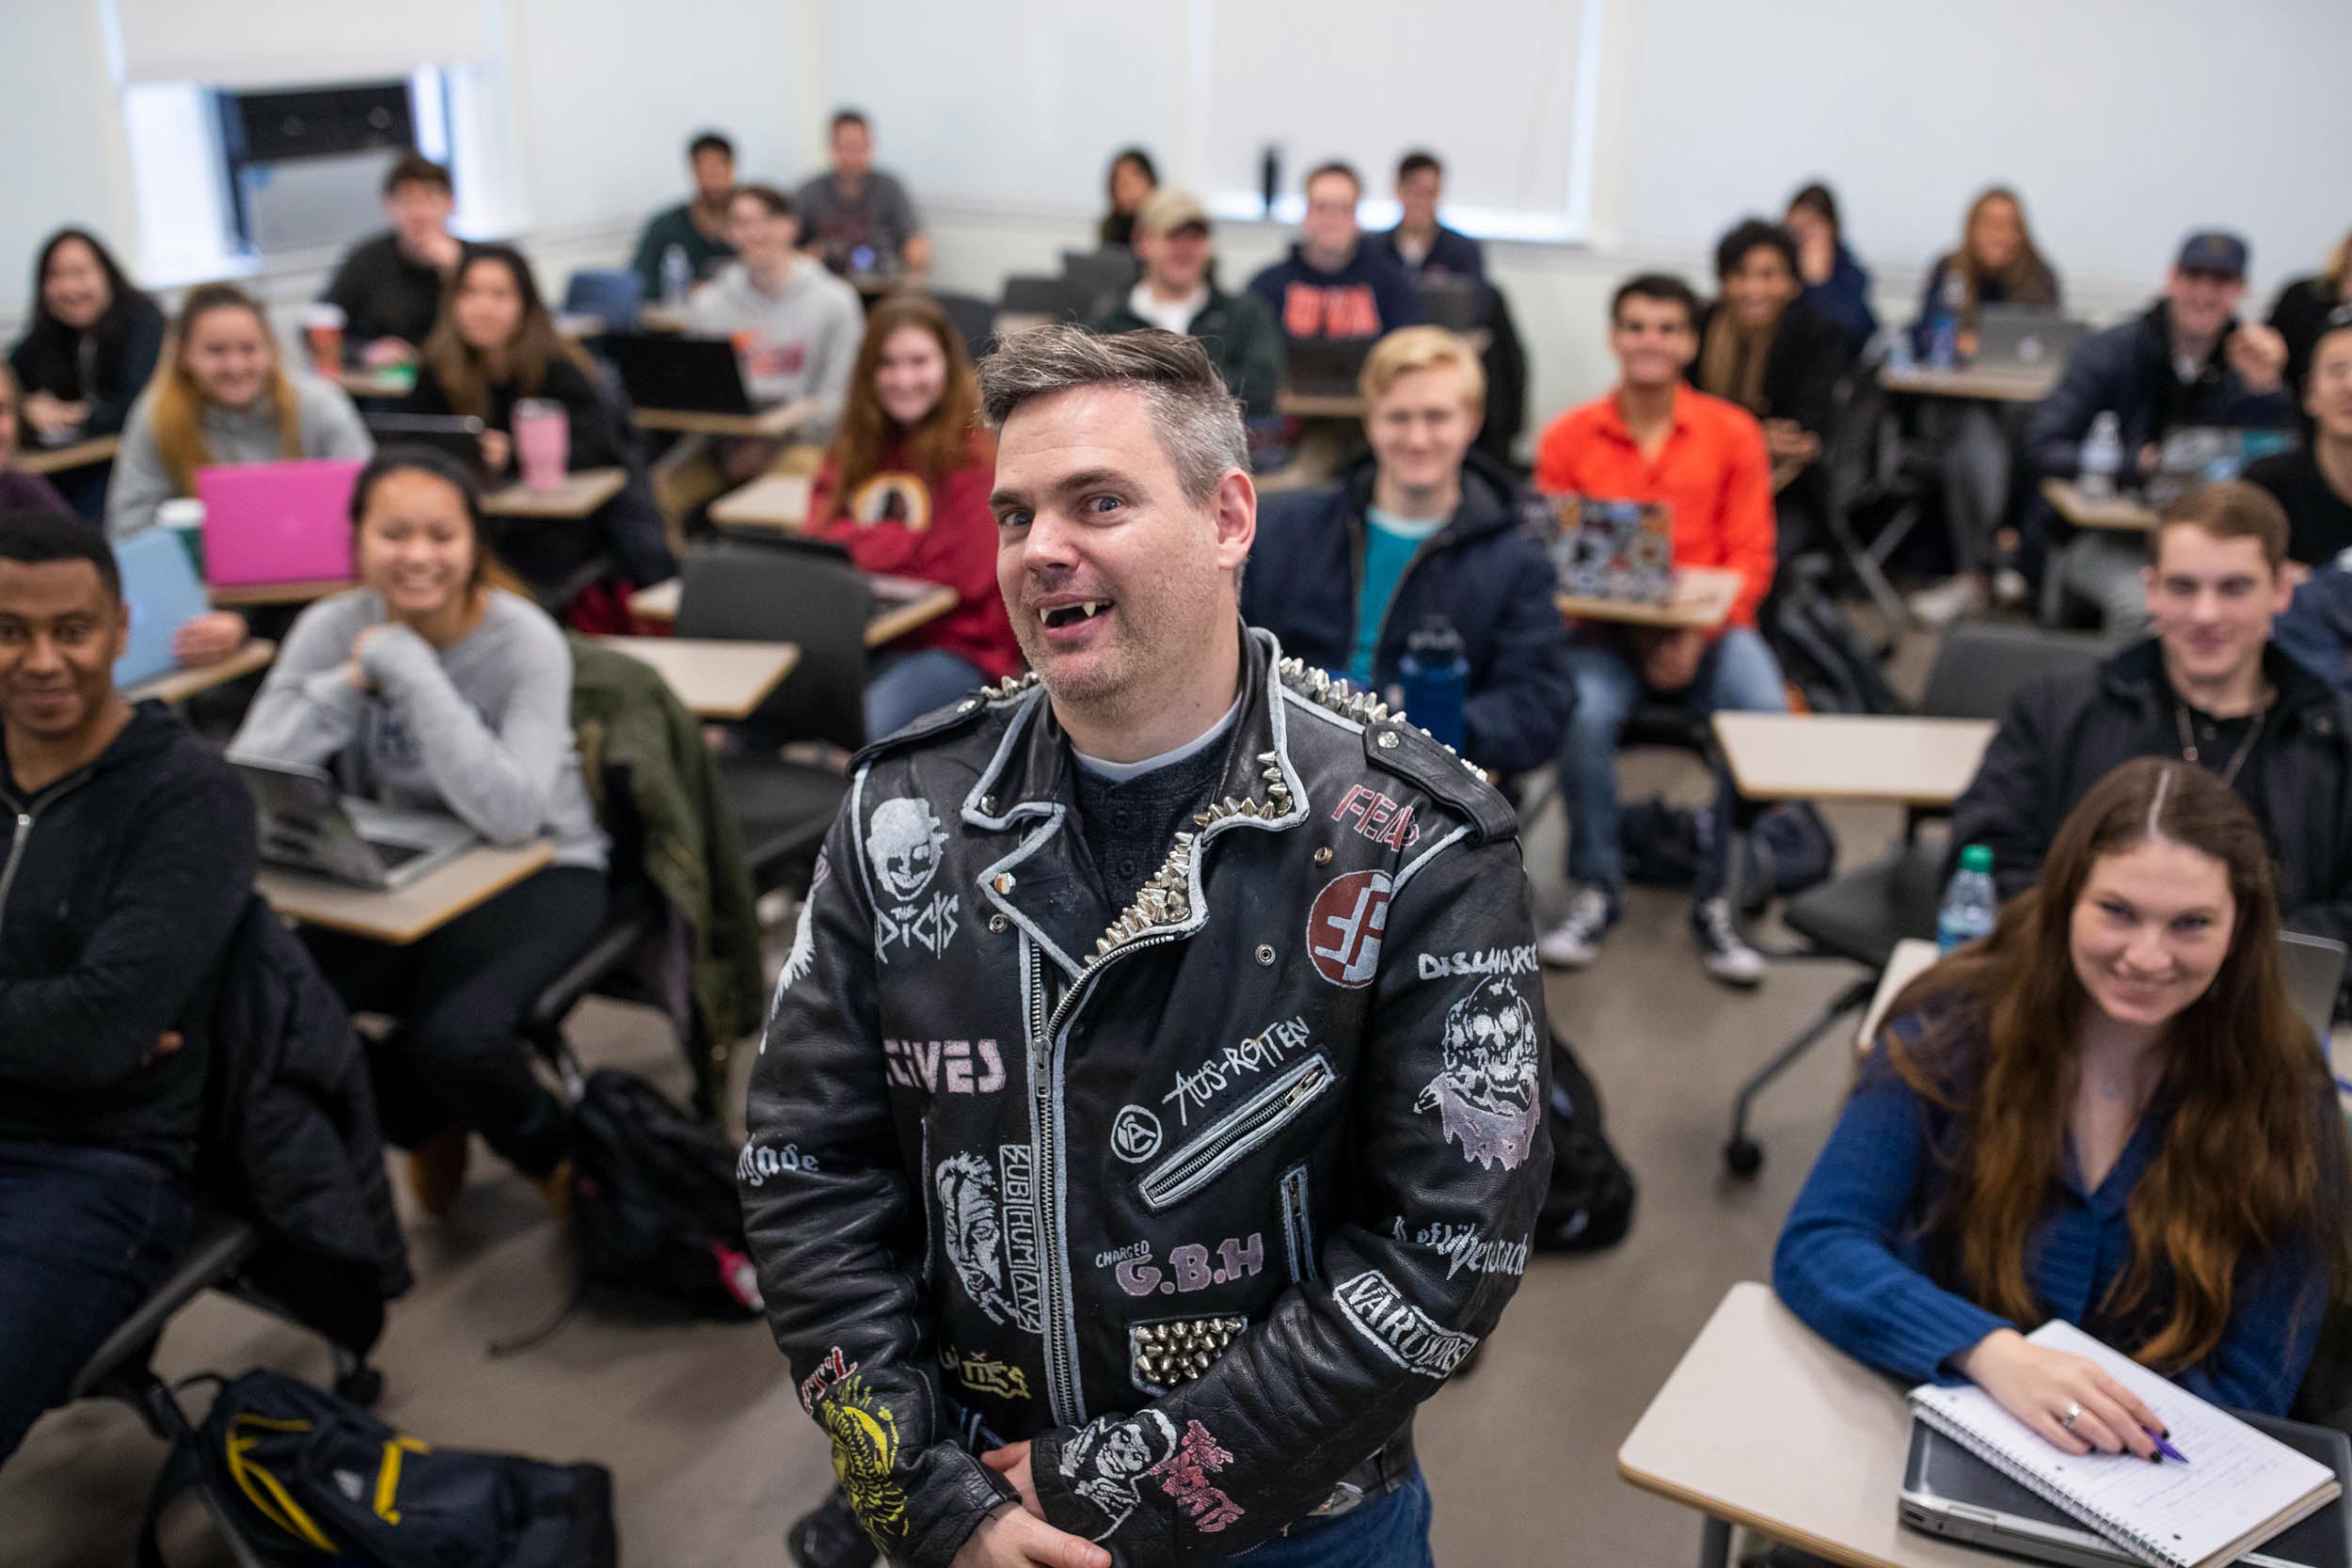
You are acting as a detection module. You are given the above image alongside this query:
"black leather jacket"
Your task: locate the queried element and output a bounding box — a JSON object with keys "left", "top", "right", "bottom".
{"left": 739, "top": 629, "right": 1551, "bottom": 1566}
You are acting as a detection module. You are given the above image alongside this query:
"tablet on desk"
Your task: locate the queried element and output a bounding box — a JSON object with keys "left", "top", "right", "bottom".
{"left": 114, "top": 527, "right": 214, "bottom": 689}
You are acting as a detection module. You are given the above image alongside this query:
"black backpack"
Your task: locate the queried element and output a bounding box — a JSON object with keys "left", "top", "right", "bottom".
{"left": 1533, "top": 1031, "right": 1636, "bottom": 1253}
{"left": 568, "top": 1068, "right": 763, "bottom": 1321}
{"left": 1764, "top": 579, "right": 1905, "bottom": 717}
{"left": 140, "top": 1370, "right": 614, "bottom": 1567}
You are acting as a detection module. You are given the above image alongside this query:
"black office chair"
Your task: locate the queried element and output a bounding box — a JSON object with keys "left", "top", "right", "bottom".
{"left": 930, "top": 290, "right": 1001, "bottom": 362}
{"left": 999, "top": 275, "right": 1093, "bottom": 323}
{"left": 1722, "top": 622, "right": 2115, "bottom": 1179}
{"left": 1061, "top": 247, "right": 1138, "bottom": 302}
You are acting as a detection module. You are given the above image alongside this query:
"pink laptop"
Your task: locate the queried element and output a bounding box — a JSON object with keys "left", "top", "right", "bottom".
{"left": 198, "top": 459, "right": 364, "bottom": 588}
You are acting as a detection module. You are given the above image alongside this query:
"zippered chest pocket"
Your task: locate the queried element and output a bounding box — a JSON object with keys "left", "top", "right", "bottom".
{"left": 1136, "top": 1053, "right": 1336, "bottom": 1212}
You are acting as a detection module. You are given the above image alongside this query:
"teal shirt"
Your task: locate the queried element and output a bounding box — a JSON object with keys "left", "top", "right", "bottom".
{"left": 1349, "top": 507, "right": 1448, "bottom": 686}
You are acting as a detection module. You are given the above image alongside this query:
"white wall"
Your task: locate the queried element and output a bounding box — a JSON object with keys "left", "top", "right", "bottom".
{"left": 0, "top": 3, "right": 136, "bottom": 321}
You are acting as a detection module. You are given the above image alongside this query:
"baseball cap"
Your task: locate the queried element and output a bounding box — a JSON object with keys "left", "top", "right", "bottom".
{"left": 1137, "top": 189, "right": 1212, "bottom": 238}
{"left": 2174, "top": 230, "right": 2249, "bottom": 279}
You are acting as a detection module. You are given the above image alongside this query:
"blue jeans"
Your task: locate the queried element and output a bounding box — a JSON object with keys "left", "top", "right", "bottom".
{"left": 1556, "top": 627, "right": 1788, "bottom": 903}
{"left": 0, "top": 1139, "right": 192, "bottom": 1465}
{"left": 1227, "top": 1466, "right": 1433, "bottom": 1567}
{"left": 866, "top": 648, "right": 992, "bottom": 741}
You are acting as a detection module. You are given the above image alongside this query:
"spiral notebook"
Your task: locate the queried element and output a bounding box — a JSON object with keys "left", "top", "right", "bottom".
{"left": 1907, "top": 1321, "right": 2340, "bottom": 1568}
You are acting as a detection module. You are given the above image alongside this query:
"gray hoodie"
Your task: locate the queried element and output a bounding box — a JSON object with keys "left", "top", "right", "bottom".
{"left": 107, "top": 372, "right": 374, "bottom": 539}
{"left": 683, "top": 257, "right": 863, "bottom": 438}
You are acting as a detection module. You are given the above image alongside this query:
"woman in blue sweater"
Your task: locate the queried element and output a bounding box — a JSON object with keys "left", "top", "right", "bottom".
{"left": 1776, "top": 757, "right": 2346, "bottom": 1449}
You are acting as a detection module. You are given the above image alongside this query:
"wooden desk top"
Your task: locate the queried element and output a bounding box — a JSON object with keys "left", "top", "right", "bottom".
{"left": 18, "top": 435, "right": 121, "bottom": 475}
{"left": 635, "top": 398, "right": 816, "bottom": 439}
{"left": 1619, "top": 1282, "right": 1989, "bottom": 1568}
{"left": 708, "top": 472, "right": 814, "bottom": 530}
{"left": 125, "top": 638, "right": 276, "bottom": 706}
{"left": 1857, "top": 938, "right": 1942, "bottom": 1052}
{"left": 482, "top": 467, "right": 627, "bottom": 519}
{"left": 1277, "top": 389, "right": 1368, "bottom": 420}
{"left": 1558, "top": 564, "right": 1743, "bottom": 631}
{"left": 1880, "top": 363, "right": 2058, "bottom": 404}
{"left": 2041, "top": 479, "right": 2158, "bottom": 532}
{"left": 628, "top": 578, "right": 680, "bottom": 622}
{"left": 210, "top": 578, "right": 354, "bottom": 609}
{"left": 850, "top": 271, "right": 922, "bottom": 299}
{"left": 594, "top": 635, "right": 800, "bottom": 719}
{"left": 259, "top": 840, "right": 557, "bottom": 945}
{"left": 1712, "top": 712, "right": 1995, "bottom": 806}
{"left": 866, "top": 578, "right": 959, "bottom": 646}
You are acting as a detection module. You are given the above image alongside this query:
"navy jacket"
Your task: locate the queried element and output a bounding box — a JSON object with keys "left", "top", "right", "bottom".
{"left": 2277, "top": 565, "right": 2352, "bottom": 697}
{"left": 1801, "top": 244, "right": 1877, "bottom": 361}
{"left": 1242, "top": 449, "right": 1573, "bottom": 777}
{"left": 1366, "top": 225, "right": 1486, "bottom": 287}
{"left": 2024, "top": 301, "right": 2296, "bottom": 483}
{"left": 1247, "top": 243, "right": 1422, "bottom": 341}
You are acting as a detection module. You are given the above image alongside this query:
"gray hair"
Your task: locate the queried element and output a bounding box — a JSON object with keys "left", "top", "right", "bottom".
{"left": 977, "top": 325, "right": 1249, "bottom": 503}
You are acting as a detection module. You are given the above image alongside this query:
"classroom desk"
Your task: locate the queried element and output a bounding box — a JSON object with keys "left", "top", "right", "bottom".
{"left": 1711, "top": 713, "right": 1996, "bottom": 807}
{"left": 1277, "top": 389, "right": 1368, "bottom": 420}
{"left": 124, "top": 638, "right": 277, "bottom": 706}
{"left": 2040, "top": 479, "right": 2158, "bottom": 532}
{"left": 19, "top": 434, "right": 121, "bottom": 476}
{"left": 627, "top": 572, "right": 956, "bottom": 649}
{"left": 849, "top": 270, "right": 922, "bottom": 300}
{"left": 1619, "top": 1281, "right": 1991, "bottom": 1568}
{"left": 481, "top": 467, "right": 627, "bottom": 519}
{"left": 707, "top": 472, "right": 814, "bottom": 531}
{"left": 637, "top": 304, "right": 687, "bottom": 334}
{"left": 594, "top": 635, "right": 800, "bottom": 719}
{"left": 635, "top": 398, "right": 817, "bottom": 439}
{"left": 1880, "top": 363, "right": 2058, "bottom": 404}
{"left": 209, "top": 578, "right": 354, "bottom": 609}
{"left": 1558, "top": 565, "right": 1744, "bottom": 632}
{"left": 1856, "top": 937, "right": 1942, "bottom": 1051}
{"left": 259, "top": 841, "right": 557, "bottom": 946}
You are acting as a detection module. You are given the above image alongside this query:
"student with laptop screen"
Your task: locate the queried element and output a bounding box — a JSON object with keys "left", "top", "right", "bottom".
{"left": 1248, "top": 162, "right": 1422, "bottom": 346}
{"left": 2246, "top": 305, "right": 2352, "bottom": 570}
{"left": 2025, "top": 232, "right": 2295, "bottom": 632}
{"left": 803, "top": 295, "right": 1020, "bottom": 737}
{"left": 1778, "top": 757, "right": 2348, "bottom": 1427}
{"left": 321, "top": 153, "right": 464, "bottom": 366}
{"left": 0, "top": 510, "right": 257, "bottom": 1467}
{"left": 1089, "top": 188, "right": 1283, "bottom": 419}
{"left": 684, "top": 185, "right": 864, "bottom": 432}
{"left": 628, "top": 130, "right": 739, "bottom": 301}
{"left": 228, "top": 450, "right": 607, "bottom": 1217}
{"left": 1533, "top": 273, "right": 1783, "bottom": 987}
{"left": 795, "top": 109, "right": 931, "bottom": 277}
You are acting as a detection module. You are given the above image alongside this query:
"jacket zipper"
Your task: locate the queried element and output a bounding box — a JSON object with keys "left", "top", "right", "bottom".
{"left": 1279, "top": 1163, "right": 1317, "bottom": 1286}
{"left": 0, "top": 768, "right": 96, "bottom": 921}
{"left": 1137, "top": 1054, "right": 1336, "bottom": 1212}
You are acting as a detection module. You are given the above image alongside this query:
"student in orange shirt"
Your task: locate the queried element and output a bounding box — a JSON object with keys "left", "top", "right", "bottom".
{"left": 1533, "top": 273, "right": 1785, "bottom": 986}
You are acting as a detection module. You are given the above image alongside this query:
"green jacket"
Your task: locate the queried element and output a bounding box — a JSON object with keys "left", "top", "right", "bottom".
{"left": 566, "top": 635, "right": 766, "bottom": 1115}
{"left": 629, "top": 203, "right": 736, "bottom": 302}
{"left": 1090, "top": 282, "right": 1284, "bottom": 420}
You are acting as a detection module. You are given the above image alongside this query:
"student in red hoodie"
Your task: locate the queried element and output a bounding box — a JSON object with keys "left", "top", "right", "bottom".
{"left": 805, "top": 294, "right": 1021, "bottom": 738}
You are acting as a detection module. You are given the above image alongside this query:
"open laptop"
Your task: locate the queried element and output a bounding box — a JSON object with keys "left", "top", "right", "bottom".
{"left": 1899, "top": 1410, "right": 2352, "bottom": 1568}
{"left": 598, "top": 333, "right": 758, "bottom": 417}
{"left": 1420, "top": 277, "right": 1486, "bottom": 334}
{"left": 1284, "top": 337, "right": 1376, "bottom": 401}
{"left": 1000, "top": 275, "right": 1094, "bottom": 321}
{"left": 364, "top": 413, "right": 488, "bottom": 477}
{"left": 113, "top": 527, "right": 214, "bottom": 690}
{"left": 1974, "top": 306, "right": 2091, "bottom": 372}
{"left": 198, "top": 459, "right": 363, "bottom": 589}
{"left": 235, "top": 759, "right": 478, "bottom": 891}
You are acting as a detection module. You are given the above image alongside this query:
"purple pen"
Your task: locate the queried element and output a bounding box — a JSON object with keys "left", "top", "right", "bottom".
{"left": 2146, "top": 1428, "right": 2189, "bottom": 1465}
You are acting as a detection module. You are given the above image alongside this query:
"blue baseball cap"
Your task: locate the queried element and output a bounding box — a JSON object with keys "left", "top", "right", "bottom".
{"left": 2175, "top": 231, "right": 2249, "bottom": 279}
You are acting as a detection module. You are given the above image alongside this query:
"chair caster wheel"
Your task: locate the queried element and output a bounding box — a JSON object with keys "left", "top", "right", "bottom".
{"left": 1724, "top": 1138, "right": 1764, "bottom": 1180}
{"left": 335, "top": 1365, "right": 384, "bottom": 1407}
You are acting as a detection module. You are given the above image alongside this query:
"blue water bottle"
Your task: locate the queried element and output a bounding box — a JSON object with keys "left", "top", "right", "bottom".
{"left": 1936, "top": 843, "right": 1998, "bottom": 953}
{"left": 660, "top": 245, "right": 692, "bottom": 309}
{"left": 1398, "top": 619, "right": 1470, "bottom": 754}
{"left": 1928, "top": 270, "right": 1966, "bottom": 370}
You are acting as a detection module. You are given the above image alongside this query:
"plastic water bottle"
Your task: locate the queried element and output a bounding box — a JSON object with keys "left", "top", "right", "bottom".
{"left": 1928, "top": 271, "right": 1966, "bottom": 369}
{"left": 2079, "top": 410, "right": 2124, "bottom": 499}
{"left": 1398, "top": 619, "right": 1470, "bottom": 754}
{"left": 660, "top": 245, "right": 692, "bottom": 309}
{"left": 1936, "top": 844, "right": 1999, "bottom": 953}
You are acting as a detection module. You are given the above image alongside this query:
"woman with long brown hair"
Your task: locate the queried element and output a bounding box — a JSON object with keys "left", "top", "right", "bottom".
{"left": 1778, "top": 758, "right": 2347, "bottom": 1442}
{"left": 804, "top": 293, "right": 1019, "bottom": 737}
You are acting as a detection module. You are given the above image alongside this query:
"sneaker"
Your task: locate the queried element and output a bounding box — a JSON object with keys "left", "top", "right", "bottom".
{"left": 406, "top": 1127, "right": 470, "bottom": 1216}
{"left": 1536, "top": 888, "right": 1618, "bottom": 970}
{"left": 1692, "top": 897, "right": 1766, "bottom": 989}
{"left": 787, "top": 1492, "right": 876, "bottom": 1568}
{"left": 1907, "top": 575, "right": 1987, "bottom": 626}
{"left": 1992, "top": 566, "right": 2031, "bottom": 607}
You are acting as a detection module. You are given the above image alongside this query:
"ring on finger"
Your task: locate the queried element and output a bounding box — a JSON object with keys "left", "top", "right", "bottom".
{"left": 2060, "top": 1402, "right": 2083, "bottom": 1433}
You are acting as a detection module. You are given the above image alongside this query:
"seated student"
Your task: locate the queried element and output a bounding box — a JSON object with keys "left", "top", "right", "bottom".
{"left": 2245, "top": 304, "right": 2352, "bottom": 570}
{"left": 1089, "top": 188, "right": 1282, "bottom": 420}
{"left": 109, "top": 283, "right": 373, "bottom": 666}
{"left": 1905, "top": 187, "right": 2062, "bottom": 626}
{"left": 228, "top": 451, "right": 607, "bottom": 1214}
{"left": 1248, "top": 162, "right": 1422, "bottom": 345}
{"left": 1950, "top": 482, "right": 2352, "bottom": 963}
{"left": 1533, "top": 273, "right": 1783, "bottom": 986}
{"left": 322, "top": 153, "right": 464, "bottom": 366}
{"left": 685, "top": 184, "right": 864, "bottom": 436}
{"left": 794, "top": 109, "right": 931, "bottom": 277}
{"left": 2026, "top": 233, "right": 2295, "bottom": 634}
{"left": 8, "top": 229, "right": 166, "bottom": 447}
{"left": 2269, "top": 225, "right": 2349, "bottom": 420}
{"left": 0, "top": 367, "right": 71, "bottom": 516}
{"left": 1779, "top": 756, "right": 2348, "bottom": 1421}
{"left": 629, "top": 131, "right": 739, "bottom": 302}
{"left": 802, "top": 295, "right": 1020, "bottom": 737}
{"left": 1097, "top": 146, "right": 1157, "bottom": 249}
{"left": 1782, "top": 182, "right": 1875, "bottom": 361}
{"left": 0, "top": 511, "right": 258, "bottom": 1466}
{"left": 1243, "top": 325, "right": 1572, "bottom": 778}
{"left": 1692, "top": 219, "right": 1846, "bottom": 564}
{"left": 1366, "top": 150, "right": 1487, "bottom": 290}
{"left": 406, "top": 244, "right": 673, "bottom": 594}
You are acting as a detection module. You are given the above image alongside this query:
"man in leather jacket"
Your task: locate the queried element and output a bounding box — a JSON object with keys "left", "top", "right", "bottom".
{"left": 740, "top": 325, "right": 1551, "bottom": 1568}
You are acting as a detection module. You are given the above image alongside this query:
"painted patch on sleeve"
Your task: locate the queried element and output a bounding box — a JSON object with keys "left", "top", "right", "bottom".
{"left": 1329, "top": 1269, "right": 1478, "bottom": 1378}
{"left": 814, "top": 1372, "right": 908, "bottom": 1538}
{"left": 1145, "top": 1419, "right": 1247, "bottom": 1533}
{"left": 1414, "top": 975, "right": 1540, "bottom": 1170}
{"left": 1306, "top": 869, "right": 1391, "bottom": 988}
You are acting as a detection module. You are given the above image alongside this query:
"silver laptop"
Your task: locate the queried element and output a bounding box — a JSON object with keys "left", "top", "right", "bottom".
{"left": 1975, "top": 306, "right": 2091, "bottom": 372}
{"left": 1900, "top": 1412, "right": 2351, "bottom": 1568}
{"left": 236, "top": 759, "right": 478, "bottom": 891}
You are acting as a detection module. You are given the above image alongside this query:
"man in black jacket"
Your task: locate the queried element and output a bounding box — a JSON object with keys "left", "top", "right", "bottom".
{"left": 0, "top": 511, "right": 257, "bottom": 1465}
{"left": 320, "top": 152, "right": 461, "bottom": 364}
{"left": 1089, "top": 190, "right": 1283, "bottom": 420}
{"left": 2024, "top": 231, "right": 2294, "bottom": 630}
{"left": 1244, "top": 325, "right": 1572, "bottom": 779}
{"left": 1948, "top": 482, "right": 2352, "bottom": 962}
{"left": 743, "top": 327, "right": 1548, "bottom": 1568}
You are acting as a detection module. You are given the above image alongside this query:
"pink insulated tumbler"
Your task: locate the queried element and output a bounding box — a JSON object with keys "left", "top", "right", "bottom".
{"left": 514, "top": 399, "right": 568, "bottom": 490}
